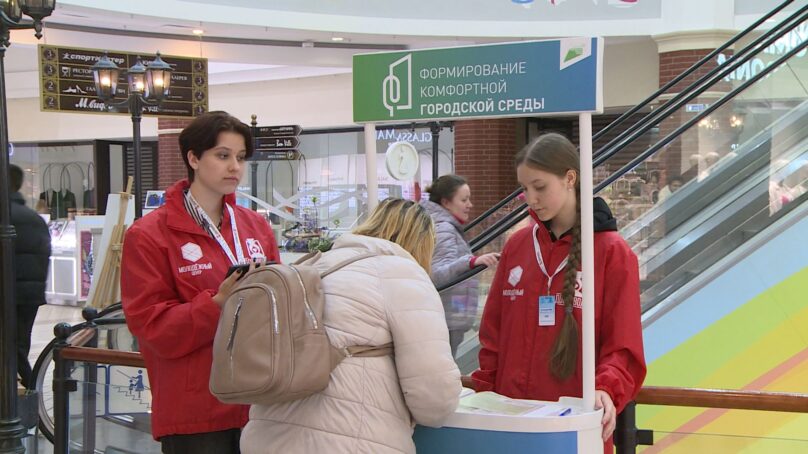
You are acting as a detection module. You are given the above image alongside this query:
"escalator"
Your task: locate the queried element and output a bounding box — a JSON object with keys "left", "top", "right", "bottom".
{"left": 451, "top": 6, "right": 808, "bottom": 372}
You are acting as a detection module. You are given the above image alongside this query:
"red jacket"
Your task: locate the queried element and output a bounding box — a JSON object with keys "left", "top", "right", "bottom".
{"left": 472, "top": 200, "right": 646, "bottom": 450}
{"left": 121, "top": 180, "right": 280, "bottom": 440}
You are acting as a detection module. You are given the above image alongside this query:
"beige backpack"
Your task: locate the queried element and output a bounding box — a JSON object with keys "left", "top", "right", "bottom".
{"left": 210, "top": 251, "right": 392, "bottom": 406}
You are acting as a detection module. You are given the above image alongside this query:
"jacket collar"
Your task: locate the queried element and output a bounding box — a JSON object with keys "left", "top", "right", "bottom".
{"left": 528, "top": 196, "right": 618, "bottom": 243}
{"left": 332, "top": 233, "right": 416, "bottom": 262}
{"left": 10, "top": 192, "right": 25, "bottom": 206}
{"left": 420, "top": 200, "right": 463, "bottom": 232}
{"left": 164, "top": 179, "right": 237, "bottom": 235}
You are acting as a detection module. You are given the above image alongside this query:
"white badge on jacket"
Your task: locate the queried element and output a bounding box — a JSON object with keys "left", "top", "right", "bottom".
{"left": 245, "top": 238, "right": 266, "bottom": 261}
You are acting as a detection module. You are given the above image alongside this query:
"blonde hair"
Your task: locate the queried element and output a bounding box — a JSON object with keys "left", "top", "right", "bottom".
{"left": 353, "top": 198, "right": 435, "bottom": 273}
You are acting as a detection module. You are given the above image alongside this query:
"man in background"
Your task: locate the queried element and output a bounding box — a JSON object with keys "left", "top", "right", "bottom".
{"left": 9, "top": 164, "right": 51, "bottom": 388}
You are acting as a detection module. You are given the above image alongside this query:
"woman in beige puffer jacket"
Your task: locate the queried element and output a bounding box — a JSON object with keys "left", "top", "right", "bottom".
{"left": 241, "top": 199, "right": 461, "bottom": 454}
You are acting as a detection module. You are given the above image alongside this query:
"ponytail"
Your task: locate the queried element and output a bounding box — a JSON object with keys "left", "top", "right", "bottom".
{"left": 549, "top": 193, "right": 581, "bottom": 380}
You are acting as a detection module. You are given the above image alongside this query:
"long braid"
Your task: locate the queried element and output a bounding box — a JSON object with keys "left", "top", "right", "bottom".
{"left": 549, "top": 193, "right": 582, "bottom": 379}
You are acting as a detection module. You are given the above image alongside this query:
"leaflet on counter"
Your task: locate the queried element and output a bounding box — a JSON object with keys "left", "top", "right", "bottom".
{"left": 459, "top": 391, "right": 570, "bottom": 417}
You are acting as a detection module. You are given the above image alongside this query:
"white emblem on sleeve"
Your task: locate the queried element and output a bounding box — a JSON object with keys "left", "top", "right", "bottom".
{"left": 181, "top": 242, "right": 203, "bottom": 263}
{"left": 508, "top": 266, "right": 523, "bottom": 287}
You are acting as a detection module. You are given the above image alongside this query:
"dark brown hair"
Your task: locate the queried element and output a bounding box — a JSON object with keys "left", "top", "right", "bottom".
{"left": 179, "top": 111, "right": 253, "bottom": 182}
{"left": 8, "top": 164, "right": 23, "bottom": 192}
{"left": 515, "top": 133, "right": 581, "bottom": 380}
{"left": 426, "top": 174, "right": 468, "bottom": 204}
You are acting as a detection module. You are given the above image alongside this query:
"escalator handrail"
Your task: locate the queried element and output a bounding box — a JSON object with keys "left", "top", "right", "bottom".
{"left": 468, "top": 201, "right": 527, "bottom": 249}
{"left": 595, "top": 38, "right": 808, "bottom": 192}
{"left": 594, "top": 5, "right": 808, "bottom": 168}
{"left": 464, "top": 187, "right": 523, "bottom": 232}
{"left": 470, "top": 203, "right": 528, "bottom": 252}
{"left": 592, "top": 0, "right": 798, "bottom": 144}
{"left": 462, "top": 1, "right": 800, "bottom": 235}
{"left": 438, "top": 205, "right": 528, "bottom": 293}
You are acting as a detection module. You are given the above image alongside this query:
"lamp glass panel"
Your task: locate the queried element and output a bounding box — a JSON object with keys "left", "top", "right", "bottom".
{"left": 92, "top": 67, "right": 119, "bottom": 100}
{"left": 3, "top": 0, "right": 23, "bottom": 22}
{"left": 128, "top": 72, "right": 146, "bottom": 94}
{"left": 146, "top": 69, "right": 171, "bottom": 100}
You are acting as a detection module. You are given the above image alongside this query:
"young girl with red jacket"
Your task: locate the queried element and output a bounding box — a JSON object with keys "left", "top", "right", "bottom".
{"left": 121, "top": 111, "right": 280, "bottom": 454}
{"left": 471, "top": 133, "right": 646, "bottom": 453}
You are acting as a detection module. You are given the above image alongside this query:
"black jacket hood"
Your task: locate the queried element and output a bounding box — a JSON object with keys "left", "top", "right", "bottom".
{"left": 529, "top": 196, "right": 618, "bottom": 239}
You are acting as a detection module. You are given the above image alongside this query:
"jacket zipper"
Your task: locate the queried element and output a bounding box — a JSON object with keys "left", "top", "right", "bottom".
{"left": 289, "top": 265, "right": 319, "bottom": 329}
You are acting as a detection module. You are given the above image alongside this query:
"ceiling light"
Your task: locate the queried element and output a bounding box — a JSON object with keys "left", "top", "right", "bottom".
{"left": 192, "top": 29, "right": 204, "bottom": 36}
{"left": 331, "top": 37, "right": 344, "bottom": 42}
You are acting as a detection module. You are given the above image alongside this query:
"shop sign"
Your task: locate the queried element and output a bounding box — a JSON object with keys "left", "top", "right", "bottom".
{"left": 353, "top": 38, "right": 603, "bottom": 123}
{"left": 38, "top": 44, "right": 209, "bottom": 118}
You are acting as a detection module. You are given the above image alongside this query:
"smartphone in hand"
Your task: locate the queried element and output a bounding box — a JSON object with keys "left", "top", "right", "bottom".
{"left": 225, "top": 263, "right": 251, "bottom": 280}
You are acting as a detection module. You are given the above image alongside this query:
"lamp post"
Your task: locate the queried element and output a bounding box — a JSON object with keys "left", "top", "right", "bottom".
{"left": 1, "top": 2, "right": 56, "bottom": 451}
{"left": 91, "top": 51, "right": 173, "bottom": 218}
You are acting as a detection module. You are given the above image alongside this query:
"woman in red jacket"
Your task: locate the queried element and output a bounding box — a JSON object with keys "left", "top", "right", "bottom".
{"left": 121, "top": 111, "right": 280, "bottom": 454}
{"left": 471, "top": 133, "right": 646, "bottom": 453}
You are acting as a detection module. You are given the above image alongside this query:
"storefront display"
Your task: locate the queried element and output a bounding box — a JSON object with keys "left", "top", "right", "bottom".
{"left": 44, "top": 215, "right": 105, "bottom": 306}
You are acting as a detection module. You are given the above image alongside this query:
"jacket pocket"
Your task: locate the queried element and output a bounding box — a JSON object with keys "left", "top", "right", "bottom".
{"left": 184, "top": 350, "right": 211, "bottom": 392}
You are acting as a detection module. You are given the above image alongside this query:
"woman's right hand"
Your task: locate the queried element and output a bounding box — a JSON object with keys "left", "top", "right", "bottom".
{"left": 475, "top": 252, "right": 501, "bottom": 268}
{"left": 460, "top": 375, "right": 476, "bottom": 390}
{"left": 212, "top": 260, "right": 264, "bottom": 308}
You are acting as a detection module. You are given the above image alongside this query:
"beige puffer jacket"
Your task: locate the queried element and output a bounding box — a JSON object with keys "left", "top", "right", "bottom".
{"left": 240, "top": 234, "right": 461, "bottom": 454}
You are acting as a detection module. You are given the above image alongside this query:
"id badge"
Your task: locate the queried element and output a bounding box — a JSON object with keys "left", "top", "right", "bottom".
{"left": 538, "top": 295, "right": 556, "bottom": 326}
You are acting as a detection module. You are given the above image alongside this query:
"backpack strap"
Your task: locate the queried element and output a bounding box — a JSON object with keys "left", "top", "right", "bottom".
{"left": 320, "top": 252, "right": 378, "bottom": 279}
{"left": 344, "top": 342, "right": 394, "bottom": 358}
{"left": 292, "top": 250, "right": 321, "bottom": 265}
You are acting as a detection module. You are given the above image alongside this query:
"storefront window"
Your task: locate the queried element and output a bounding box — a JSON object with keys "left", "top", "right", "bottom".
{"left": 240, "top": 123, "right": 454, "bottom": 252}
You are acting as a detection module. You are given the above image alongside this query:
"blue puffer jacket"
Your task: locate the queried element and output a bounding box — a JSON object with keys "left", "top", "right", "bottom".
{"left": 421, "top": 200, "right": 479, "bottom": 331}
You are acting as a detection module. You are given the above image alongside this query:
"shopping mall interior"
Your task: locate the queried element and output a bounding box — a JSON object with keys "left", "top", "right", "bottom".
{"left": 0, "top": 0, "right": 806, "bottom": 452}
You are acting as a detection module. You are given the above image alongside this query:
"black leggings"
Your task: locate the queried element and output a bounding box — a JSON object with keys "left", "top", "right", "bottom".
{"left": 161, "top": 429, "right": 241, "bottom": 454}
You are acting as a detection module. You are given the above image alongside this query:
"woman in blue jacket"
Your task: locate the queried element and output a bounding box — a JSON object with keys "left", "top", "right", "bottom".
{"left": 421, "top": 175, "right": 500, "bottom": 356}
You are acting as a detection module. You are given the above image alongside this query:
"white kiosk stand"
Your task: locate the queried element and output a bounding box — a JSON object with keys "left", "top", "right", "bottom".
{"left": 354, "top": 38, "right": 604, "bottom": 453}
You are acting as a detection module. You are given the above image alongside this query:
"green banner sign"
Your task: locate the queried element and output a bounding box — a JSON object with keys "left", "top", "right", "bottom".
{"left": 353, "top": 38, "right": 603, "bottom": 123}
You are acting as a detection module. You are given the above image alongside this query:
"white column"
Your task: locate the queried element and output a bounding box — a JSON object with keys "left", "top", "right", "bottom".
{"left": 364, "top": 123, "right": 378, "bottom": 213}
{"left": 579, "top": 112, "right": 595, "bottom": 412}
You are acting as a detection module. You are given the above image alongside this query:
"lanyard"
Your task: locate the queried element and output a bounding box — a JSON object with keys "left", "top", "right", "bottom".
{"left": 186, "top": 192, "right": 245, "bottom": 266}
{"left": 532, "top": 224, "right": 568, "bottom": 291}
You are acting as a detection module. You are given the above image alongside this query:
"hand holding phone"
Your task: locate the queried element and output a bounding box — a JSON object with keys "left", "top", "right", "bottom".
{"left": 225, "top": 263, "right": 251, "bottom": 280}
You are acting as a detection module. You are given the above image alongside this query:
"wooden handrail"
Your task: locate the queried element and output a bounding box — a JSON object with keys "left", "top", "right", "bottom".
{"left": 459, "top": 377, "right": 808, "bottom": 413}
{"left": 67, "top": 328, "right": 97, "bottom": 348}
{"left": 637, "top": 386, "right": 808, "bottom": 413}
{"left": 61, "top": 346, "right": 145, "bottom": 368}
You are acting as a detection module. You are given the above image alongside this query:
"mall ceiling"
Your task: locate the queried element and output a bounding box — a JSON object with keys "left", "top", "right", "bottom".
{"left": 4, "top": 0, "right": 797, "bottom": 98}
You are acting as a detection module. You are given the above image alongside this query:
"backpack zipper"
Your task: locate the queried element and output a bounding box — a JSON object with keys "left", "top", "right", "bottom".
{"left": 226, "top": 296, "right": 245, "bottom": 352}
{"left": 226, "top": 284, "right": 280, "bottom": 344}
{"left": 290, "top": 266, "right": 319, "bottom": 329}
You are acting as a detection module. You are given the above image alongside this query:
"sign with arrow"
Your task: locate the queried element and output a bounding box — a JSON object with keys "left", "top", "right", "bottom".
{"left": 251, "top": 123, "right": 302, "bottom": 161}
{"left": 255, "top": 125, "right": 302, "bottom": 138}
{"left": 254, "top": 150, "right": 300, "bottom": 161}
{"left": 255, "top": 136, "right": 300, "bottom": 151}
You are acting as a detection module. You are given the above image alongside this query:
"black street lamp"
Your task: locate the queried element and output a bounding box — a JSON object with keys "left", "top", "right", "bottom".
{"left": 1, "top": 1, "right": 56, "bottom": 451}
{"left": 91, "top": 51, "right": 173, "bottom": 218}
